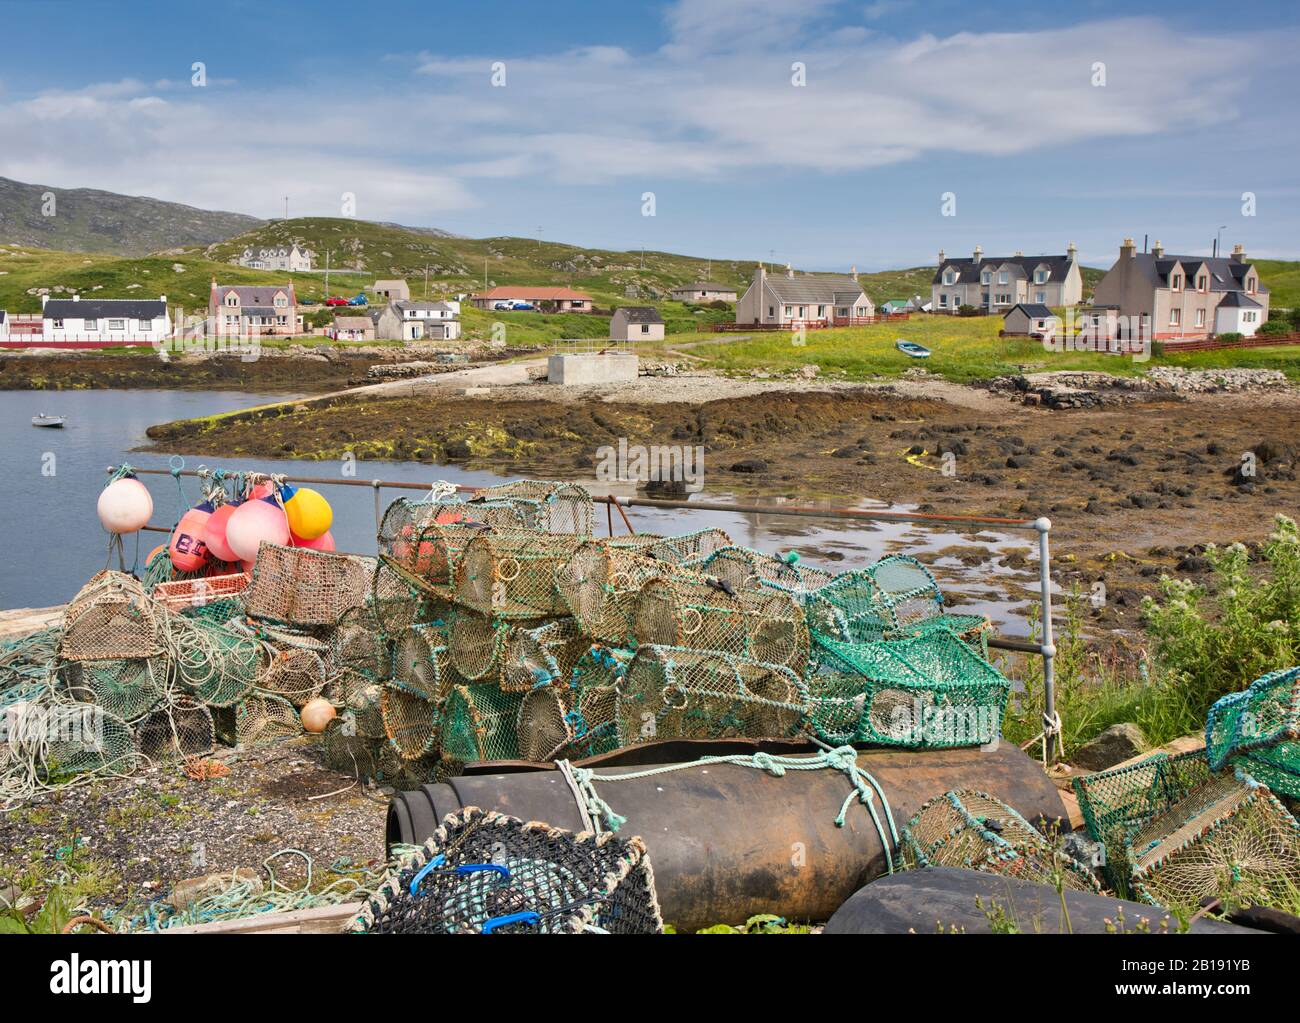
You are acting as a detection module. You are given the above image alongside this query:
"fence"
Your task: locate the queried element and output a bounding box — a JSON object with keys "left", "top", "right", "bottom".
{"left": 1158, "top": 331, "right": 1300, "bottom": 354}
{"left": 712, "top": 314, "right": 910, "bottom": 333}
{"left": 113, "top": 465, "right": 1064, "bottom": 761}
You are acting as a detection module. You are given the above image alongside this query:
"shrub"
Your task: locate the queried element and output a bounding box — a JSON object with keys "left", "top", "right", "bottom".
{"left": 1216, "top": 332, "right": 1243, "bottom": 343}
{"left": 1257, "top": 319, "right": 1290, "bottom": 337}
{"left": 957, "top": 304, "right": 981, "bottom": 317}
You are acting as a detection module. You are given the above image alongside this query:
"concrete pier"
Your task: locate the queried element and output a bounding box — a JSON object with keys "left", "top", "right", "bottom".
{"left": 547, "top": 352, "right": 639, "bottom": 385}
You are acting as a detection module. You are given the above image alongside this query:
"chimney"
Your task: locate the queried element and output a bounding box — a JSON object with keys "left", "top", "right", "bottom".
{"left": 973, "top": 245, "right": 983, "bottom": 264}
{"left": 160, "top": 294, "right": 167, "bottom": 304}
{"left": 1014, "top": 250, "right": 1023, "bottom": 258}
{"left": 756, "top": 263, "right": 766, "bottom": 282}
{"left": 40, "top": 294, "right": 48, "bottom": 309}
{"left": 850, "top": 265, "right": 857, "bottom": 280}
{"left": 1067, "top": 242, "right": 1077, "bottom": 261}
{"left": 1231, "top": 244, "right": 1246, "bottom": 264}
{"left": 1152, "top": 240, "right": 1164, "bottom": 258}
{"left": 1120, "top": 237, "right": 1136, "bottom": 260}
{"left": 785, "top": 262, "right": 794, "bottom": 279}
{"left": 938, "top": 248, "right": 945, "bottom": 263}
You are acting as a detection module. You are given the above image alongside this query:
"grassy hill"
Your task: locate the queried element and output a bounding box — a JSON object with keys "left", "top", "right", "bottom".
{"left": 0, "top": 177, "right": 261, "bottom": 256}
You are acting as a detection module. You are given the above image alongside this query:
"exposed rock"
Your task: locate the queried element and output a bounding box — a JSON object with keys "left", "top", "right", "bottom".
{"left": 729, "top": 458, "right": 768, "bottom": 474}
{"left": 1072, "top": 723, "right": 1147, "bottom": 772}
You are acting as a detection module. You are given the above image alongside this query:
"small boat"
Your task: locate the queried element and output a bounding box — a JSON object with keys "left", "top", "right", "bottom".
{"left": 895, "top": 339, "right": 931, "bottom": 359}
{"left": 31, "top": 413, "right": 66, "bottom": 428}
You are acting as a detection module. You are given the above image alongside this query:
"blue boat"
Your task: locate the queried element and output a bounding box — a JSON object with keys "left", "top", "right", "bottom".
{"left": 895, "top": 339, "right": 931, "bottom": 358}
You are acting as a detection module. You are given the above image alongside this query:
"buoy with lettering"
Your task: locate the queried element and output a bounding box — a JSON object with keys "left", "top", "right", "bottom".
{"left": 169, "top": 501, "right": 214, "bottom": 573}
{"left": 225, "top": 494, "right": 290, "bottom": 564}
{"left": 97, "top": 476, "right": 154, "bottom": 534}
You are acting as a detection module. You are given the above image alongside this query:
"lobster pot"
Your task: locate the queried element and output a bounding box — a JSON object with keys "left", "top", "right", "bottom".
{"left": 688, "top": 545, "right": 835, "bottom": 596}
{"left": 865, "top": 556, "right": 990, "bottom": 642}
{"left": 169, "top": 614, "right": 260, "bottom": 708}
{"left": 564, "top": 646, "right": 636, "bottom": 758}
{"left": 58, "top": 656, "right": 168, "bottom": 723}
{"left": 393, "top": 522, "right": 494, "bottom": 593}
{"left": 331, "top": 605, "right": 393, "bottom": 681}
{"left": 641, "top": 528, "right": 733, "bottom": 565}
{"left": 391, "top": 624, "right": 456, "bottom": 702}
{"left": 257, "top": 646, "right": 328, "bottom": 707}
{"left": 352, "top": 808, "right": 663, "bottom": 934}
{"left": 517, "top": 686, "right": 576, "bottom": 762}
{"left": 806, "top": 631, "right": 1010, "bottom": 749}
{"left": 321, "top": 720, "right": 391, "bottom": 781}
{"left": 378, "top": 497, "right": 525, "bottom": 561}
{"left": 555, "top": 541, "right": 666, "bottom": 643}
{"left": 633, "top": 572, "right": 809, "bottom": 671}
{"left": 132, "top": 696, "right": 215, "bottom": 762}
{"left": 1072, "top": 749, "right": 1214, "bottom": 891}
{"left": 455, "top": 531, "right": 585, "bottom": 619}
{"left": 244, "top": 545, "right": 373, "bottom": 627}
{"left": 331, "top": 668, "right": 387, "bottom": 739}
{"left": 614, "top": 646, "right": 809, "bottom": 748}
{"left": 440, "top": 683, "right": 523, "bottom": 763}
{"left": 446, "top": 609, "right": 510, "bottom": 683}
{"left": 501, "top": 619, "right": 592, "bottom": 693}
{"left": 903, "top": 790, "right": 1100, "bottom": 893}
{"left": 804, "top": 571, "right": 887, "bottom": 645}
{"left": 213, "top": 692, "right": 301, "bottom": 748}
{"left": 469, "top": 480, "right": 595, "bottom": 536}
{"left": 1206, "top": 665, "right": 1300, "bottom": 799}
{"left": 1127, "top": 773, "right": 1300, "bottom": 915}
{"left": 9, "top": 699, "right": 136, "bottom": 780}
{"left": 153, "top": 572, "right": 251, "bottom": 614}
{"left": 381, "top": 682, "right": 442, "bottom": 761}
{"left": 371, "top": 559, "right": 449, "bottom": 636}
{"left": 59, "top": 571, "right": 164, "bottom": 662}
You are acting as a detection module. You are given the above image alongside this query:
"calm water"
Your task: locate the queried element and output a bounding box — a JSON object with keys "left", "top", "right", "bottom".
{"left": 0, "top": 389, "right": 1046, "bottom": 636}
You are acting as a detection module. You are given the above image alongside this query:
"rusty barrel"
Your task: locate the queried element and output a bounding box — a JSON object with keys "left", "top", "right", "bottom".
{"left": 387, "top": 739, "right": 1066, "bottom": 931}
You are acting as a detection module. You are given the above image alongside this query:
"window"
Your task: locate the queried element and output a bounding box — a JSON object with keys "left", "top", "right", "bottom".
{"left": 137, "top": 319, "right": 153, "bottom": 330}
{"left": 1195, "top": 309, "right": 1205, "bottom": 327}
{"left": 944, "top": 270, "right": 957, "bottom": 285}
{"left": 275, "top": 296, "right": 286, "bottom": 307}
{"left": 226, "top": 295, "right": 238, "bottom": 306}
{"left": 768, "top": 306, "right": 775, "bottom": 317}
{"left": 52, "top": 318, "right": 64, "bottom": 328}
{"left": 817, "top": 305, "right": 826, "bottom": 317}
{"left": 981, "top": 270, "right": 991, "bottom": 284}
{"left": 1170, "top": 308, "right": 1181, "bottom": 326}
{"left": 1035, "top": 269, "right": 1047, "bottom": 284}
{"left": 938, "top": 294, "right": 947, "bottom": 307}
{"left": 84, "top": 318, "right": 98, "bottom": 330}
{"left": 1247, "top": 278, "right": 1257, "bottom": 295}
{"left": 1171, "top": 274, "right": 1182, "bottom": 291}
{"left": 108, "top": 319, "right": 125, "bottom": 330}
{"left": 640, "top": 324, "right": 650, "bottom": 334}
{"left": 784, "top": 306, "right": 793, "bottom": 316}
{"left": 1034, "top": 291, "right": 1046, "bottom": 304}
{"left": 571, "top": 301, "right": 585, "bottom": 308}
{"left": 836, "top": 307, "right": 848, "bottom": 317}
{"left": 277, "top": 316, "right": 287, "bottom": 325}
{"left": 1197, "top": 275, "right": 1207, "bottom": 292}
{"left": 998, "top": 271, "right": 1008, "bottom": 284}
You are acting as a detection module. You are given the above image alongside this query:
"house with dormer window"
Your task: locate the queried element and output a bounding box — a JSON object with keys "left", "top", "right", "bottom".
{"left": 208, "top": 281, "right": 298, "bottom": 336}
{"left": 932, "top": 244, "right": 1083, "bottom": 313}
{"left": 1089, "top": 239, "right": 1269, "bottom": 339}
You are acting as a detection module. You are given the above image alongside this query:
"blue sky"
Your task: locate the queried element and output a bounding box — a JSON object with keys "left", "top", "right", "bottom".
{"left": 0, "top": 0, "right": 1297, "bottom": 269}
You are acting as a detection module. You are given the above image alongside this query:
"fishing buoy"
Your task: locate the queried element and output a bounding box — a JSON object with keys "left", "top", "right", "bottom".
{"left": 97, "top": 476, "right": 153, "bottom": 534}
{"left": 169, "top": 501, "right": 214, "bottom": 573}
{"left": 249, "top": 481, "right": 275, "bottom": 500}
{"left": 293, "top": 529, "right": 335, "bottom": 552}
{"left": 202, "top": 502, "right": 241, "bottom": 564}
{"left": 145, "top": 544, "right": 167, "bottom": 565}
{"left": 281, "top": 485, "right": 332, "bottom": 540}
{"left": 300, "top": 697, "right": 337, "bottom": 734}
{"left": 225, "top": 495, "right": 290, "bottom": 564}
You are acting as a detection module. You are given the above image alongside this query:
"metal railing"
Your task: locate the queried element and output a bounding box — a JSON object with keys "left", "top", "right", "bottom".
{"left": 114, "top": 464, "right": 1061, "bottom": 761}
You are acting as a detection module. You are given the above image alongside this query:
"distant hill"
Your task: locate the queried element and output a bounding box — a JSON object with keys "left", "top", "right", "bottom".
{"left": 0, "top": 177, "right": 262, "bottom": 256}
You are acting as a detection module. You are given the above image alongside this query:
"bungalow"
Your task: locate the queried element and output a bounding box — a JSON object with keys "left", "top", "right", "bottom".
{"left": 374, "top": 300, "right": 462, "bottom": 342}
{"left": 1090, "top": 239, "right": 1270, "bottom": 339}
{"left": 1003, "top": 303, "right": 1058, "bottom": 337}
{"left": 880, "top": 300, "right": 910, "bottom": 316}
{"left": 735, "top": 264, "right": 874, "bottom": 327}
{"left": 40, "top": 295, "right": 171, "bottom": 345}
{"left": 328, "top": 315, "right": 375, "bottom": 342}
{"left": 372, "top": 279, "right": 411, "bottom": 303}
{"left": 610, "top": 306, "right": 665, "bottom": 342}
{"left": 932, "top": 244, "right": 1082, "bottom": 314}
{"left": 669, "top": 281, "right": 738, "bottom": 304}
{"left": 238, "top": 243, "right": 312, "bottom": 272}
{"left": 209, "top": 282, "right": 298, "bottom": 336}
{"left": 470, "top": 287, "right": 593, "bottom": 312}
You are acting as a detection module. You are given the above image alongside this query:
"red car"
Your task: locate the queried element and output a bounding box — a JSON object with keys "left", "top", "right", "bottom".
{"left": 325, "top": 296, "right": 349, "bottom": 306}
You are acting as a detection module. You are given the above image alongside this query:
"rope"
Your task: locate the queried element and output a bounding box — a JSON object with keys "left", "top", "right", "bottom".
{"left": 556, "top": 742, "right": 900, "bottom": 873}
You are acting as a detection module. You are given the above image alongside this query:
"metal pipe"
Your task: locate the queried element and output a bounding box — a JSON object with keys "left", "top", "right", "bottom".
{"left": 1036, "top": 517, "right": 1059, "bottom": 762}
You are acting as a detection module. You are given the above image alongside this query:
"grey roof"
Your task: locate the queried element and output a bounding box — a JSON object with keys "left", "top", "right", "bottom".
{"left": 765, "top": 273, "right": 868, "bottom": 304}
{"left": 672, "top": 281, "right": 735, "bottom": 292}
{"left": 1007, "top": 303, "right": 1054, "bottom": 318}
{"left": 395, "top": 300, "right": 454, "bottom": 312}
{"left": 213, "top": 285, "right": 296, "bottom": 305}
{"left": 1216, "top": 291, "right": 1263, "bottom": 309}
{"left": 1134, "top": 253, "right": 1268, "bottom": 295}
{"left": 43, "top": 298, "right": 165, "bottom": 319}
{"left": 615, "top": 306, "right": 664, "bottom": 324}
{"left": 933, "top": 254, "right": 1074, "bottom": 285}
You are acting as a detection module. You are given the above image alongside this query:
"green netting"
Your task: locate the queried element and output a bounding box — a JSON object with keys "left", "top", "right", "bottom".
{"left": 562, "top": 646, "right": 636, "bottom": 759}
{"left": 613, "top": 645, "right": 809, "bottom": 747}
{"left": 1205, "top": 665, "right": 1300, "bottom": 798}
{"left": 805, "top": 630, "right": 1009, "bottom": 748}
{"left": 903, "top": 789, "right": 1100, "bottom": 893}
{"left": 381, "top": 682, "right": 442, "bottom": 761}
{"left": 636, "top": 527, "right": 733, "bottom": 565}
{"left": 132, "top": 695, "right": 215, "bottom": 763}
{"left": 440, "top": 682, "right": 524, "bottom": 763}
{"left": 371, "top": 558, "right": 450, "bottom": 635}
{"left": 3, "top": 698, "right": 137, "bottom": 783}
{"left": 331, "top": 668, "right": 387, "bottom": 739}
{"left": 331, "top": 605, "right": 393, "bottom": 682}
{"left": 516, "top": 685, "right": 576, "bottom": 762}
{"left": 455, "top": 530, "right": 585, "bottom": 619}
{"left": 212, "top": 692, "right": 301, "bottom": 748}
{"left": 1128, "top": 772, "right": 1300, "bottom": 915}
{"left": 1072, "top": 748, "right": 1214, "bottom": 892}
{"left": 501, "top": 619, "right": 591, "bottom": 693}
{"left": 353, "top": 808, "right": 663, "bottom": 934}
{"left": 168, "top": 613, "right": 261, "bottom": 707}
{"left": 58, "top": 656, "right": 168, "bottom": 723}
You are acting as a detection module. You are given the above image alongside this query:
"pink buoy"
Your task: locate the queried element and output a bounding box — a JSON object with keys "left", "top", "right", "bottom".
{"left": 225, "top": 495, "right": 290, "bottom": 564}
{"left": 97, "top": 477, "right": 154, "bottom": 534}
{"left": 202, "top": 502, "right": 241, "bottom": 564}
{"left": 292, "top": 529, "right": 335, "bottom": 552}
{"left": 169, "top": 501, "right": 214, "bottom": 572}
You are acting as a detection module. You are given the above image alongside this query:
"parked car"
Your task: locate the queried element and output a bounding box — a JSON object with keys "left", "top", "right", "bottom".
{"left": 348, "top": 294, "right": 369, "bottom": 306}
{"left": 492, "top": 301, "right": 514, "bottom": 310}
{"left": 325, "top": 296, "right": 349, "bottom": 306}
{"left": 510, "top": 302, "right": 536, "bottom": 311}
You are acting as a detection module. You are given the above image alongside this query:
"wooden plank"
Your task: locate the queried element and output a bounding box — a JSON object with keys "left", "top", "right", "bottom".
{"left": 160, "top": 901, "right": 365, "bottom": 935}
{"left": 0, "top": 605, "right": 63, "bottom": 642}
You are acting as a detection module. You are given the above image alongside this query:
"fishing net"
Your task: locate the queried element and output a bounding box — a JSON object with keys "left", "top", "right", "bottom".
{"left": 562, "top": 646, "right": 637, "bottom": 759}
{"left": 59, "top": 572, "right": 164, "bottom": 662}
{"left": 633, "top": 570, "right": 810, "bottom": 671}
{"left": 131, "top": 695, "right": 215, "bottom": 762}
{"left": 167, "top": 614, "right": 261, "bottom": 708}
{"left": 58, "top": 656, "right": 168, "bottom": 723}
{"left": 687, "top": 545, "right": 835, "bottom": 596}
{"left": 378, "top": 495, "right": 525, "bottom": 563}
{"left": 319, "top": 716, "right": 436, "bottom": 784}
{"left": 386, "top": 522, "right": 494, "bottom": 597}
{"left": 554, "top": 540, "right": 666, "bottom": 643}
{"left": 517, "top": 686, "right": 575, "bottom": 762}
{"left": 391, "top": 624, "right": 456, "bottom": 702}
{"left": 331, "top": 605, "right": 393, "bottom": 682}
{"left": 331, "top": 668, "right": 387, "bottom": 739}
{"left": 863, "top": 555, "right": 990, "bottom": 642}
{"left": 5, "top": 698, "right": 137, "bottom": 782}
{"left": 440, "top": 683, "right": 524, "bottom": 763}
{"left": 1128, "top": 772, "right": 1300, "bottom": 915}
{"left": 446, "top": 609, "right": 509, "bottom": 683}
{"left": 501, "top": 619, "right": 591, "bottom": 693}
{"left": 1072, "top": 749, "right": 1214, "bottom": 891}
{"left": 803, "top": 571, "right": 887, "bottom": 644}
{"left": 244, "top": 545, "right": 373, "bottom": 627}
{"left": 152, "top": 572, "right": 251, "bottom": 613}
{"left": 212, "top": 692, "right": 301, "bottom": 748}
{"left": 1205, "top": 665, "right": 1300, "bottom": 799}
{"left": 371, "top": 558, "right": 447, "bottom": 636}
{"left": 140, "top": 548, "right": 241, "bottom": 592}
{"left": 638, "top": 527, "right": 734, "bottom": 565}
{"left": 256, "top": 645, "right": 328, "bottom": 707}
{"left": 614, "top": 646, "right": 809, "bottom": 747}
{"left": 903, "top": 790, "right": 1100, "bottom": 893}
{"left": 455, "top": 530, "right": 585, "bottom": 619}
{"left": 353, "top": 807, "right": 663, "bottom": 934}
{"left": 381, "top": 682, "right": 442, "bottom": 761}
{"left": 469, "top": 480, "right": 596, "bottom": 536}
{"left": 805, "top": 630, "right": 1009, "bottom": 748}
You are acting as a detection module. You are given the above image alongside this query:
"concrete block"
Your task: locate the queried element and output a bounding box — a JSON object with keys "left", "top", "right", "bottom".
{"left": 547, "top": 352, "right": 639, "bottom": 386}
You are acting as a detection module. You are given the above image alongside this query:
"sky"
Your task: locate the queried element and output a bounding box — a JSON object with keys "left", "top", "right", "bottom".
{"left": 0, "top": 0, "right": 1297, "bottom": 269}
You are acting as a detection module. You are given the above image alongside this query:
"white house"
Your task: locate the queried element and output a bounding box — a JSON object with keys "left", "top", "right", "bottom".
{"left": 374, "top": 300, "right": 461, "bottom": 341}
{"left": 239, "top": 244, "right": 313, "bottom": 271}
{"left": 610, "top": 306, "right": 665, "bottom": 342}
{"left": 735, "top": 264, "right": 874, "bottom": 327}
{"left": 41, "top": 295, "right": 171, "bottom": 345}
